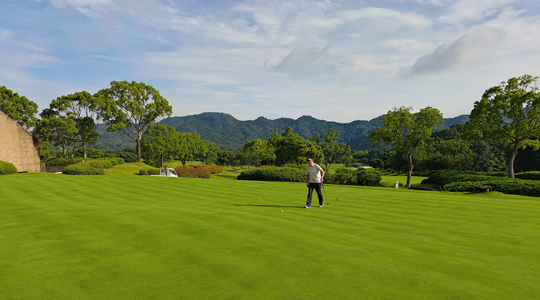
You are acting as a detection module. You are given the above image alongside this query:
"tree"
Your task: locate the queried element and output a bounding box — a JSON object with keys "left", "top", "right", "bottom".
{"left": 0, "top": 86, "right": 38, "bottom": 128}
{"left": 320, "top": 129, "right": 351, "bottom": 172}
{"left": 217, "top": 150, "right": 236, "bottom": 166}
{"left": 95, "top": 81, "right": 173, "bottom": 162}
{"left": 141, "top": 124, "right": 180, "bottom": 168}
{"left": 272, "top": 127, "right": 322, "bottom": 166}
{"left": 369, "top": 106, "right": 444, "bottom": 187}
{"left": 243, "top": 139, "right": 274, "bottom": 167}
{"left": 49, "top": 91, "right": 99, "bottom": 158}
{"left": 464, "top": 75, "right": 540, "bottom": 178}
{"left": 198, "top": 141, "right": 219, "bottom": 165}
{"left": 177, "top": 132, "right": 204, "bottom": 166}
{"left": 34, "top": 109, "right": 78, "bottom": 157}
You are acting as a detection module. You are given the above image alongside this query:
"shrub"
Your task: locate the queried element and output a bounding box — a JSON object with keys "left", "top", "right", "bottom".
{"left": 118, "top": 151, "right": 137, "bottom": 163}
{"left": 0, "top": 160, "right": 18, "bottom": 175}
{"left": 63, "top": 162, "right": 105, "bottom": 175}
{"left": 46, "top": 157, "right": 86, "bottom": 167}
{"left": 421, "top": 169, "right": 500, "bottom": 186}
{"left": 354, "top": 169, "right": 382, "bottom": 186}
{"left": 97, "top": 157, "right": 125, "bottom": 166}
{"left": 330, "top": 168, "right": 356, "bottom": 185}
{"left": 237, "top": 166, "right": 305, "bottom": 182}
{"left": 139, "top": 167, "right": 159, "bottom": 175}
{"left": 139, "top": 167, "right": 160, "bottom": 175}
{"left": 515, "top": 171, "right": 540, "bottom": 181}
{"left": 205, "top": 165, "right": 223, "bottom": 174}
{"left": 175, "top": 165, "right": 211, "bottom": 179}
{"left": 90, "top": 160, "right": 114, "bottom": 169}
{"left": 444, "top": 179, "right": 540, "bottom": 197}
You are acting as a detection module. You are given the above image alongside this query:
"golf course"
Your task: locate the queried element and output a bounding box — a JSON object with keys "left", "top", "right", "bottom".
{"left": 1, "top": 173, "right": 539, "bottom": 299}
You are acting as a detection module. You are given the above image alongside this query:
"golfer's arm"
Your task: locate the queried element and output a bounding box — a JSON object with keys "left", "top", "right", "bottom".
{"left": 306, "top": 174, "right": 310, "bottom": 185}
{"left": 321, "top": 170, "right": 325, "bottom": 182}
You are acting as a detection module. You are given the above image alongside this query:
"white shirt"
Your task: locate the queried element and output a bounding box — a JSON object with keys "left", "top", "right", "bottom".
{"left": 306, "top": 163, "right": 323, "bottom": 183}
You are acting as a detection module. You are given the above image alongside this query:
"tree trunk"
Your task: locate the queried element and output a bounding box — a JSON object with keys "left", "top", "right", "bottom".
{"left": 83, "top": 140, "right": 87, "bottom": 158}
{"left": 406, "top": 152, "right": 413, "bottom": 188}
{"left": 181, "top": 156, "right": 187, "bottom": 166}
{"left": 136, "top": 137, "right": 142, "bottom": 163}
{"left": 161, "top": 154, "right": 164, "bottom": 168}
{"left": 508, "top": 142, "right": 519, "bottom": 178}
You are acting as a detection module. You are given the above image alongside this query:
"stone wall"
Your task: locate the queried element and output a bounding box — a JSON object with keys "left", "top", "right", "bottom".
{"left": 0, "top": 110, "right": 41, "bottom": 173}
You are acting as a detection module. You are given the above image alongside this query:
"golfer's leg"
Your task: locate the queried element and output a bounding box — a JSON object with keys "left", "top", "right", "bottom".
{"left": 315, "top": 183, "right": 324, "bottom": 206}
{"left": 306, "top": 183, "right": 314, "bottom": 207}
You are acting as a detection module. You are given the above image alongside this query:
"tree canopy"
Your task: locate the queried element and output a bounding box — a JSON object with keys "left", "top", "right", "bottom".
{"left": 464, "top": 75, "right": 540, "bottom": 178}
{"left": 95, "top": 81, "right": 173, "bottom": 162}
{"left": 369, "top": 106, "right": 444, "bottom": 187}
{"left": 0, "top": 86, "right": 38, "bottom": 129}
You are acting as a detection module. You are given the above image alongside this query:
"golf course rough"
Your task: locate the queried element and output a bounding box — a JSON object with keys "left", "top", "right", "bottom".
{"left": 1, "top": 173, "right": 539, "bottom": 299}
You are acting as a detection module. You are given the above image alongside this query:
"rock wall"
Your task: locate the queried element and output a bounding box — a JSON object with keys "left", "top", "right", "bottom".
{"left": 0, "top": 110, "right": 41, "bottom": 173}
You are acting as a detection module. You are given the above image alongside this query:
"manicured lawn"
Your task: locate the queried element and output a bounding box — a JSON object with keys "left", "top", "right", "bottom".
{"left": 1, "top": 173, "right": 539, "bottom": 299}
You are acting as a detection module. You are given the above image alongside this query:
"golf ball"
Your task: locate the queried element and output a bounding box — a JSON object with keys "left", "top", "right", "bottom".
{"left": 281, "top": 210, "right": 283, "bottom": 212}
{"left": 362, "top": 201, "right": 364, "bottom": 202}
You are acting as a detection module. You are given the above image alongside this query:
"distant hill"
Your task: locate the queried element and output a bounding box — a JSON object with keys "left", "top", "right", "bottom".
{"left": 93, "top": 113, "right": 469, "bottom": 152}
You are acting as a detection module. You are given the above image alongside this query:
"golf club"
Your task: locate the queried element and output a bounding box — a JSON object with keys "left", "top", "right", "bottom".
{"left": 322, "top": 182, "right": 329, "bottom": 205}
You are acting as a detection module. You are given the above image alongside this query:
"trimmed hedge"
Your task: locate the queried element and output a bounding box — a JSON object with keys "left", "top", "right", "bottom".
{"left": 355, "top": 169, "right": 382, "bottom": 186}
{"left": 118, "top": 151, "right": 137, "bottom": 163}
{"left": 326, "top": 168, "right": 355, "bottom": 185}
{"left": 139, "top": 167, "right": 160, "bottom": 175}
{"left": 237, "top": 166, "right": 305, "bottom": 182}
{"left": 421, "top": 170, "right": 500, "bottom": 186}
{"left": 205, "top": 165, "right": 223, "bottom": 174}
{"left": 0, "top": 160, "right": 18, "bottom": 175}
{"left": 444, "top": 179, "right": 540, "bottom": 197}
{"left": 63, "top": 162, "right": 105, "bottom": 175}
{"left": 175, "top": 166, "right": 211, "bottom": 179}
{"left": 515, "top": 171, "right": 540, "bottom": 181}
{"left": 46, "top": 157, "right": 86, "bottom": 167}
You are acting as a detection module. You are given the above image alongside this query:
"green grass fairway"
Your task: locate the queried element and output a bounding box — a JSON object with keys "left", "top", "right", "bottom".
{"left": 1, "top": 174, "right": 539, "bottom": 299}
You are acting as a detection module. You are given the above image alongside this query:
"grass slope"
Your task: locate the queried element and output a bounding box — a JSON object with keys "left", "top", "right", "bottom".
{"left": 1, "top": 173, "right": 539, "bottom": 299}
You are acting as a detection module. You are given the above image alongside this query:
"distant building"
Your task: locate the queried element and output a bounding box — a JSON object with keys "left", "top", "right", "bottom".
{"left": 0, "top": 110, "right": 41, "bottom": 173}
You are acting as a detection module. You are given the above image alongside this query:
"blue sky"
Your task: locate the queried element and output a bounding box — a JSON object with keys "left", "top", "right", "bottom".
{"left": 1, "top": 0, "right": 539, "bottom": 122}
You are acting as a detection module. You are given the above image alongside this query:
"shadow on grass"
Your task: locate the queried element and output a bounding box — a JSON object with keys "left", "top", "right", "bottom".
{"left": 233, "top": 204, "right": 304, "bottom": 209}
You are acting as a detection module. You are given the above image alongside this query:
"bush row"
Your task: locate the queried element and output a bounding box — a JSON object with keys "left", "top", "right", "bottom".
{"left": 62, "top": 158, "right": 121, "bottom": 175}
{"left": 205, "top": 165, "right": 223, "bottom": 174}
{"left": 63, "top": 162, "right": 105, "bottom": 175}
{"left": 421, "top": 170, "right": 501, "bottom": 186}
{"left": 139, "top": 167, "right": 160, "bottom": 175}
{"left": 46, "top": 157, "right": 87, "bottom": 167}
{"left": 175, "top": 165, "right": 211, "bottom": 179}
{"left": 238, "top": 166, "right": 382, "bottom": 187}
{"left": 237, "top": 167, "right": 305, "bottom": 182}
{"left": 0, "top": 160, "right": 18, "bottom": 175}
{"left": 444, "top": 179, "right": 540, "bottom": 197}
{"left": 515, "top": 171, "right": 540, "bottom": 181}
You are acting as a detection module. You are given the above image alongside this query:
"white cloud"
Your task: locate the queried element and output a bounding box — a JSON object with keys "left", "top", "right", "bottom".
{"left": 407, "top": 27, "right": 506, "bottom": 76}
{"left": 440, "top": 0, "right": 516, "bottom": 24}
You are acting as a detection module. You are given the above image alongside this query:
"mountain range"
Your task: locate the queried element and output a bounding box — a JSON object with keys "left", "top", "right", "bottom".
{"left": 95, "top": 112, "right": 470, "bottom": 152}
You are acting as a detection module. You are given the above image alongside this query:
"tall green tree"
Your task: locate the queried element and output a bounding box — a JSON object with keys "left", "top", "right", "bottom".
{"left": 217, "top": 150, "right": 236, "bottom": 166}
{"left": 49, "top": 91, "right": 99, "bottom": 158}
{"left": 272, "top": 127, "right": 322, "bottom": 166}
{"left": 464, "top": 75, "right": 540, "bottom": 178}
{"left": 177, "top": 132, "right": 204, "bottom": 166}
{"left": 34, "top": 109, "right": 78, "bottom": 157}
{"left": 369, "top": 106, "right": 444, "bottom": 187}
{"left": 141, "top": 124, "right": 180, "bottom": 168}
{"left": 0, "top": 86, "right": 38, "bottom": 128}
{"left": 95, "top": 81, "right": 173, "bottom": 162}
{"left": 319, "top": 129, "right": 351, "bottom": 172}
{"left": 243, "top": 139, "right": 274, "bottom": 167}
{"left": 198, "top": 141, "right": 219, "bottom": 165}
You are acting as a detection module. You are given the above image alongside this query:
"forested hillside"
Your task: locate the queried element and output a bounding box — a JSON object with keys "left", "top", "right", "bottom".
{"left": 94, "top": 112, "right": 469, "bottom": 151}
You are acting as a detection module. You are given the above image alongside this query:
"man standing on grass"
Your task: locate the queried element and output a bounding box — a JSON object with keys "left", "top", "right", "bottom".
{"left": 305, "top": 157, "right": 325, "bottom": 208}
